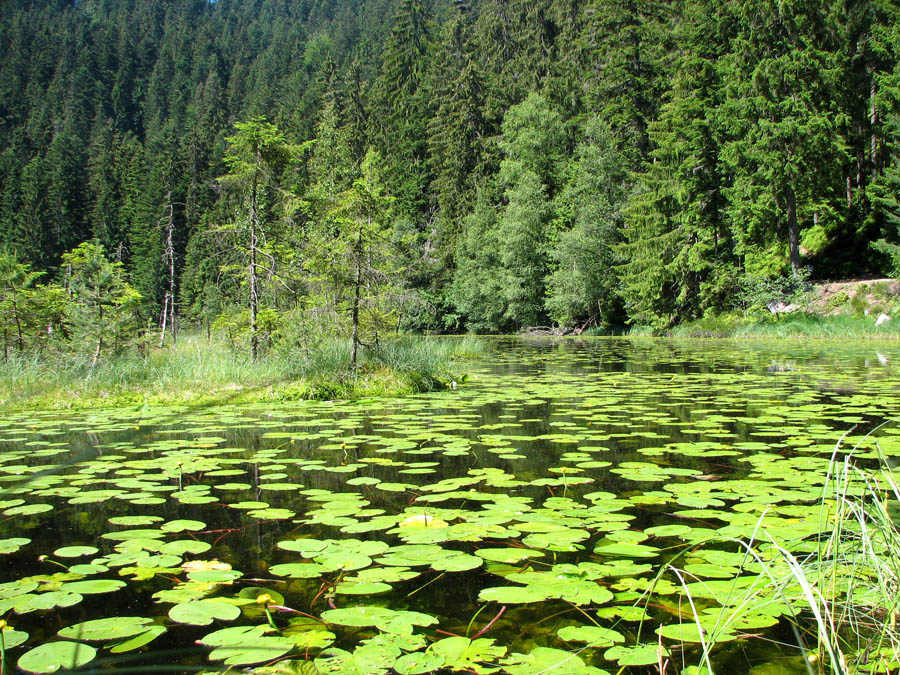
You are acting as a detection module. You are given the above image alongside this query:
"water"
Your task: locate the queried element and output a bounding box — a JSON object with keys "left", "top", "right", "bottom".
{"left": 2, "top": 337, "right": 900, "bottom": 673}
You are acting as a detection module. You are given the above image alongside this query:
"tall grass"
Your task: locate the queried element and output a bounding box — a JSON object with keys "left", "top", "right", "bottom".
{"left": 0, "top": 333, "right": 485, "bottom": 410}
{"left": 653, "top": 313, "right": 900, "bottom": 339}
{"left": 659, "top": 430, "right": 900, "bottom": 674}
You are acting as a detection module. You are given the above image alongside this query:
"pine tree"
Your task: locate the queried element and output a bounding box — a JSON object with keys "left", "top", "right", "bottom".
{"left": 368, "top": 0, "right": 434, "bottom": 216}
{"left": 0, "top": 249, "right": 42, "bottom": 357}
{"left": 617, "top": 0, "right": 736, "bottom": 327}
{"left": 578, "top": 0, "right": 675, "bottom": 163}
{"left": 325, "top": 150, "right": 398, "bottom": 367}
{"left": 62, "top": 241, "right": 142, "bottom": 368}
{"left": 218, "top": 117, "right": 300, "bottom": 360}
{"left": 718, "top": 0, "right": 849, "bottom": 277}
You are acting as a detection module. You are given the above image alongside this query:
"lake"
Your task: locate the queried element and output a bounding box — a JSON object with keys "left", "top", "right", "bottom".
{"left": 2, "top": 337, "right": 900, "bottom": 674}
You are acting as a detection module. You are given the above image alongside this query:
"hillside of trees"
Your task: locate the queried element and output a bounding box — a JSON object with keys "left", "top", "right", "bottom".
{"left": 2, "top": 0, "right": 900, "bottom": 344}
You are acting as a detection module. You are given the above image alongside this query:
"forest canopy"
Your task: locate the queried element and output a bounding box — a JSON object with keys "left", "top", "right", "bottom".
{"left": 2, "top": 0, "right": 900, "bottom": 337}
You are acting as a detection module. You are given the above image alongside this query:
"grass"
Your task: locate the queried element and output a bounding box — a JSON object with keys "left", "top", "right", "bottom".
{"left": 0, "top": 333, "right": 484, "bottom": 411}
{"left": 651, "top": 312, "right": 900, "bottom": 339}
{"left": 658, "top": 429, "right": 900, "bottom": 674}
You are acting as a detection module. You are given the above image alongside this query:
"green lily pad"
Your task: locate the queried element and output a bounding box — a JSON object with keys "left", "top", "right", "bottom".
{"left": 159, "top": 540, "right": 211, "bottom": 556}
{"left": 502, "top": 646, "right": 608, "bottom": 674}
{"left": 478, "top": 585, "right": 553, "bottom": 604}
{"left": 161, "top": 519, "right": 206, "bottom": 533}
{"left": 15, "top": 590, "right": 83, "bottom": 613}
{"left": 169, "top": 600, "right": 242, "bottom": 625}
{"left": 109, "top": 626, "right": 167, "bottom": 653}
{"left": 334, "top": 581, "right": 393, "bottom": 595}
{"left": 557, "top": 625, "right": 625, "bottom": 647}
{"left": 656, "top": 621, "right": 737, "bottom": 643}
{"left": 53, "top": 546, "right": 99, "bottom": 558}
{"left": 475, "top": 548, "right": 543, "bottom": 563}
{"left": 593, "top": 542, "right": 660, "bottom": 558}
{"left": 59, "top": 616, "right": 155, "bottom": 641}
{"left": 4, "top": 503, "right": 53, "bottom": 516}
{"left": 0, "top": 537, "right": 30, "bottom": 554}
{"left": 209, "top": 636, "right": 296, "bottom": 666}
{"left": 426, "top": 636, "right": 506, "bottom": 672}
{"left": 18, "top": 641, "right": 97, "bottom": 673}
{"left": 321, "top": 606, "right": 437, "bottom": 632}
{"left": 393, "top": 652, "right": 446, "bottom": 675}
{"left": 109, "top": 515, "right": 164, "bottom": 526}
{"left": 604, "top": 643, "right": 669, "bottom": 667}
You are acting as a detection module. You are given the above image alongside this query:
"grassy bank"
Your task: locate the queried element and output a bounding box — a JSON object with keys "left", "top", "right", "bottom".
{"left": 0, "top": 334, "right": 482, "bottom": 411}
{"left": 645, "top": 312, "right": 900, "bottom": 339}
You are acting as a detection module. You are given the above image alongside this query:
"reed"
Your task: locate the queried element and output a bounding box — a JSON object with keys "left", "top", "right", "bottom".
{"left": 657, "top": 429, "right": 900, "bottom": 674}
{"left": 0, "top": 333, "right": 482, "bottom": 411}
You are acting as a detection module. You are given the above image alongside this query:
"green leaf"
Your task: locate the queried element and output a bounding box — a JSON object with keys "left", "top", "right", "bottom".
{"left": 53, "top": 546, "right": 98, "bottom": 558}
{"left": 59, "top": 580, "right": 125, "bottom": 595}
{"left": 210, "top": 637, "right": 296, "bottom": 666}
{"left": 604, "top": 644, "right": 669, "bottom": 667}
{"left": 59, "top": 617, "right": 154, "bottom": 641}
{"left": 557, "top": 625, "right": 625, "bottom": 647}
{"left": 109, "top": 626, "right": 167, "bottom": 653}
{"left": 427, "top": 636, "right": 506, "bottom": 672}
{"left": 393, "top": 652, "right": 446, "bottom": 674}
{"left": 0, "top": 537, "right": 30, "bottom": 554}
{"left": 161, "top": 519, "right": 206, "bottom": 533}
{"left": 0, "top": 628, "right": 29, "bottom": 649}
{"left": 169, "top": 600, "right": 242, "bottom": 625}
{"left": 475, "top": 548, "right": 543, "bottom": 563}
{"left": 18, "top": 641, "right": 97, "bottom": 673}
{"left": 502, "top": 646, "right": 609, "bottom": 674}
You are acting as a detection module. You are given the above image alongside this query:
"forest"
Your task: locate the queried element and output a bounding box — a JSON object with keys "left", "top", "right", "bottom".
{"left": 2, "top": 0, "right": 900, "bottom": 351}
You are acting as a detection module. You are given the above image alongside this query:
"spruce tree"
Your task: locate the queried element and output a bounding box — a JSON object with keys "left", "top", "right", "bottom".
{"left": 718, "top": 0, "right": 848, "bottom": 277}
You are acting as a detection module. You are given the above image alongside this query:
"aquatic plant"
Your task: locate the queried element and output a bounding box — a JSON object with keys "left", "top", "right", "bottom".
{"left": 0, "top": 338, "right": 899, "bottom": 673}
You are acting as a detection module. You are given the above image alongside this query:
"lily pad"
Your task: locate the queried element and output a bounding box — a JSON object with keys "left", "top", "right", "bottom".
{"left": 169, "top": 599, "right": 242, "bottom": 625}
{"left": 18, "top": 641, "right": 97, "bottom": 673}
{"left": 0, "top": 537, "right": 30, "bottom": 554}
{"left": 53, "top": 546, "right": 99, "bottom": 558}
{"left": 59, "top": 616, "right": 155, "bottom": 641}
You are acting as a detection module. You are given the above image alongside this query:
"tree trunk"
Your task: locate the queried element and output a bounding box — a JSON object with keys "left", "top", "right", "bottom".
{"left": 159, "top": 292, "right": 169, "bottom": 347}
{"left": 159, "top": 190, "right": 177, "bottom": 347}
{"left": 91, "top": 303, "right": 103, "bottom": 372}
{"left": 10, "top": 290, "right": 24, "bottom": 353}
{"left": 249, "top": 155, "right": 260, "bottom": 362}
{"left": 786, "top": 184, "right": 800, "bottom": 275}
{"left": 871, "top": 73, "right": 878, "bottom": 174}
{"left": 350, "top": 228, "right": 362, "bottom": 369}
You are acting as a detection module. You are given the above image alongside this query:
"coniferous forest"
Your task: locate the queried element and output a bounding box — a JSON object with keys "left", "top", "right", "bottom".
{"left": 3, "top": 0, "right": 900, "bottom": 346}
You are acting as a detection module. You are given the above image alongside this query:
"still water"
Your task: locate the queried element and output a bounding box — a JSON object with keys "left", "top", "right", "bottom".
{"left": 2, "top": 337, "right": 900, "bottom": 674}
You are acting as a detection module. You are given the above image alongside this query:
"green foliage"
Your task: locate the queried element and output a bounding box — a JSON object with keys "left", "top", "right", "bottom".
{"left": 718, "top": 1, "right": 849, "bottom": 276}
{"left": 546, "top": 117, "right": 629, "bottom": 328}
{"left": 450, "top": 182, "right": 511, "bottom": 333}
{"left": 2, "top": 0, "right": 900, "bottom": 334}
{"left": 735, "top": 269, "right": 812, "bottom": 318}
{"left": 212, "top": 308, "right": 282, "bottom": 353}
{"left": 320, "top": 150, "right": 400, "bottom": 366}
{"left": 452, "top": 93, "right": 564, "bottom": 331}
{"left": 0, "top": 250, "right": 44, "bottom": 356}
{"left": 215, "top": 117, "right": 302, "bottom": 360}
{"left": 62, "top": 241, "right": 142, "bottom": 366}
